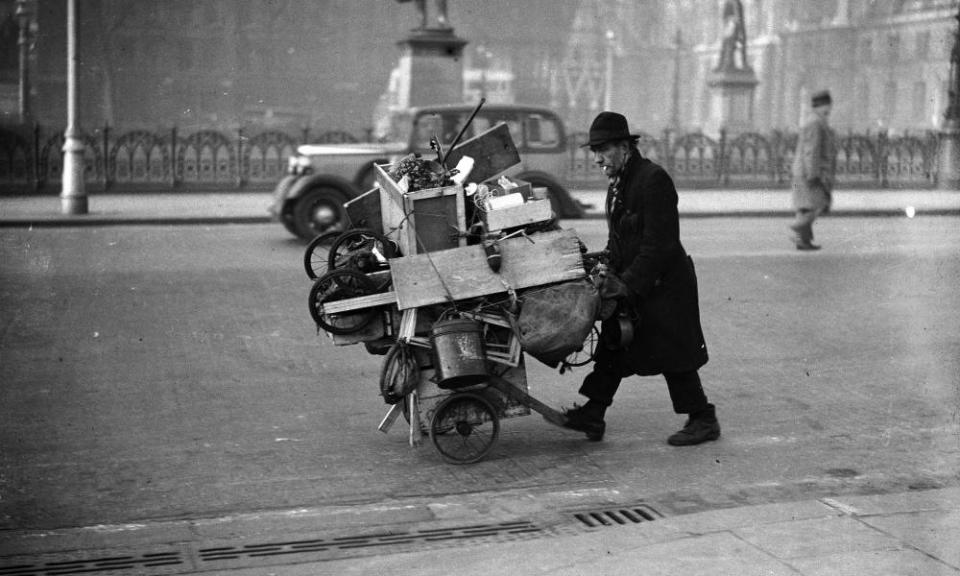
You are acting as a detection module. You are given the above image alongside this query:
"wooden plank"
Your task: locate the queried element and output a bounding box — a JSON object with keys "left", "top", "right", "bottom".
{"left": 389, "top": 229, "right": 585, "bottom": 310}
{"left": 444, "top": 123, "right": 520, "bottom": 184}
{"left": 319, "top": 290, "right": 397, "bottom": 314}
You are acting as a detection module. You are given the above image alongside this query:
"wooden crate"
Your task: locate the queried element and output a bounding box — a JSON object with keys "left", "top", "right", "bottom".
{"left": 375, "top": 163, "right": 466, "bottom": 256}
{"left": 484, "top": 198, "right": 553, "bottom": 232}
{"left": 388, "top": 228, "right": 585, "bottom": 310}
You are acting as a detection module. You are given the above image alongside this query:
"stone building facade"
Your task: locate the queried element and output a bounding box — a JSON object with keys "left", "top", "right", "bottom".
{"left": 0, "top": 0, "right": 956, "bottom": 138}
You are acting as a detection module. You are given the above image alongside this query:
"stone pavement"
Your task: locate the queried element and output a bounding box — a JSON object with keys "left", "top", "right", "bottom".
{"left": 1, "top": 189, "right": 959, "bottom": 575}
{"left": 0, "top": 188, "right": 958, "bottom": 227}
{"left": 3, "top": 486, "right": 958, "bottom": 575}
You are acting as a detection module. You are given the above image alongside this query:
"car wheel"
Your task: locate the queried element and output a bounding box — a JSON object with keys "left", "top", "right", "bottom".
{"left": 292, "top": 186, "right": 349, "bottom": 241}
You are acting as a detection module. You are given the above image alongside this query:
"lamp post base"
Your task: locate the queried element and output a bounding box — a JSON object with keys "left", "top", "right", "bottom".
{"left": 938, "top": 124, "right": 960, "bottom": 191}
{"left": 60, "top": 196, "right": 88, "bottom": 215}
{"left": 60, "top": 133, "right": 88, "bottom": 215}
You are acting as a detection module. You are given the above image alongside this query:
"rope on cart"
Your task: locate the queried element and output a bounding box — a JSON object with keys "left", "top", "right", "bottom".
{"left": 406, "top": 209, "right": 460, "bottom": 311}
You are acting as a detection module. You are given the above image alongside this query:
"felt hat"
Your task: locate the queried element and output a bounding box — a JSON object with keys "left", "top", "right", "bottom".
{"left": 581, "top": 112, "right": 640, "bottom": 148}
{"left": 811, "top": 90, "right": 832, "bottom": 107}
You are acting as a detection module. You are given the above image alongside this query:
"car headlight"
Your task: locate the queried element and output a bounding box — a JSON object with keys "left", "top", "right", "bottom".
{"left": 287, "top": 156, "right": 313, "bottom": 175}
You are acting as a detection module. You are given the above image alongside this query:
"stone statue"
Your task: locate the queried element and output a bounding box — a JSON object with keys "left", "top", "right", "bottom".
{"left": 716, "top": 0, "right": 749, "bottom": 72}
{"left": 396, "top": 0, "right": 450, "bottom": 30}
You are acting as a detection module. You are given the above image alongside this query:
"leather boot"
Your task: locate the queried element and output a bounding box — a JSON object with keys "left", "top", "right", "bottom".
{"left": 561, "top": 400, "right": 606, "bottom": 441}
{"left": 667, "top": 404, "right": 720, "bottom": 446}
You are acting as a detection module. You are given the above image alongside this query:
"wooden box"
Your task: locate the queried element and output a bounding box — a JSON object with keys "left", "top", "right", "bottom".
{"left": 374, "top": 163, "right": 466, "bottom": 256}
{"left": 484, "top": 198, "right": 554, "bottom": 232}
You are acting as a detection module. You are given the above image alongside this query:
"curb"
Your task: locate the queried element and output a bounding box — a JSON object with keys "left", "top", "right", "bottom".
{"left": 0, "top": 216, "right": 274, "bottom": 228}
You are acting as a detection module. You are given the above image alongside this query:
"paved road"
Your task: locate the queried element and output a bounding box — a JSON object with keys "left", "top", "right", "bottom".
{"left": 1, "top": 217, "right": 958, "bottom": 572}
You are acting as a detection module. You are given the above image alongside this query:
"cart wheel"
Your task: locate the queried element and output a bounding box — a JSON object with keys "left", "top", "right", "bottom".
{"left": 429, "top": 392, "right": 500, "bottom": 464}
{"left": 308, "top": 268, "right": 379, "bottom": 334}
{"left": 303, "top": 230, "right": 341, "bottom": 280}
{"left": 563, "top": 324, "right": 600, "bottom": 368}
{"left": 379, "top": 342, "right": 419, "bottom": 405}
{"left": 328, "top": 228, "right": 397, "bottom": 286}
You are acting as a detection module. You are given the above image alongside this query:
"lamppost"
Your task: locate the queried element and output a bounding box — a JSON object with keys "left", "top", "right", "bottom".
{"left": 15, "top": 0, "right": 32, "bottom": 123}
{"left": 670, "top": 29, "right": 683, "bottom": 130}
{"left": 603, "top": 29, "right": 615, "bottom": 111}
{"left": 939, "top": 6, "right": 960, "bottom": 190}
{"left": 61, "top": 0, "right": 87, "bottom": 215}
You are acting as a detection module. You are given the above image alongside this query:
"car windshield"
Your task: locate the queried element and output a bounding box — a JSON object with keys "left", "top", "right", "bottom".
{"left": 373, "top": 110, "right": 415, "bottom": 143}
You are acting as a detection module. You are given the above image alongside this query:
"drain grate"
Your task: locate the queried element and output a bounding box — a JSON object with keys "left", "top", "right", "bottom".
{"left": 572, "top": 504, "right": 663, "bottom": 528}
{"left": 198, "top": 520, "right": 543, "bottom": 562}
{"left": 0, "top": 551, "right": 183, "bottom": 576}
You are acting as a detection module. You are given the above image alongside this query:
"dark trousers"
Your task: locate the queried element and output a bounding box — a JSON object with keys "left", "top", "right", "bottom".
{"left": 578, "top": 344, "right": 709, "bottom": 415}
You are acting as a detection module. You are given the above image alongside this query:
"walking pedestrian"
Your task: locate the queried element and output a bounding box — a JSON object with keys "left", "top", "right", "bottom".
{"left": 554, "top": 111, "right": 719, "bottom": 446}
{"left": 790, "top": 90, "right": 837, "bottom": 251}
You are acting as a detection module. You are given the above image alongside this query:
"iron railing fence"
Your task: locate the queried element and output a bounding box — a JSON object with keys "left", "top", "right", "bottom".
{"left": 0, "top": 123, "right": 945, "bottom": 193}
{"left": 566, "top": 128, "right": 943, "bottom": 189}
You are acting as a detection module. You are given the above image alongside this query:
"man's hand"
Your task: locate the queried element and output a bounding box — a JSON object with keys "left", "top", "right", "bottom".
{"left": 599, "top": 272, "right": 630, "bottom": 301}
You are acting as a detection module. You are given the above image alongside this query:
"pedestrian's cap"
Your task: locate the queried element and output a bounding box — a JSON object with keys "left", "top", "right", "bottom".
{"left": 811, "top": 90, "right": 832, "bottom": 107}
{"left": 581, "top": 112, "right": 640, "bottom": 148}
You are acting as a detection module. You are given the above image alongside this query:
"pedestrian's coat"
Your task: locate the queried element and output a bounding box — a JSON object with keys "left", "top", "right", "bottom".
{"left": 791, "top": 114, "right": 837, "bottom": 212}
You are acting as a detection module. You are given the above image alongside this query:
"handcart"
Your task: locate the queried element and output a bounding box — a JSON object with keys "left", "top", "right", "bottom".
{"left": 304, "top": 105, "right": 600, "bottom": 464}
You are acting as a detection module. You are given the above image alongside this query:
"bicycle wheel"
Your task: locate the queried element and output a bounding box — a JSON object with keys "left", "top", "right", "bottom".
{"left": 308, "top": 268, "right": 379, "bottom": 334}
{"left": 328, "top": 228, "right": 397, "bottom": 279}
{"left": 429, "top": 392, "right": 500, "bottom": 464}
{"left": 303, "top": 230, "right": 341, "bottom": 280}
{"left": 563, "top": 324, "right": 600, "bottom": 367}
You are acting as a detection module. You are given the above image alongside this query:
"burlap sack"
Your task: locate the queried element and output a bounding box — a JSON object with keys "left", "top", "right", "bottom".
{"left": 517, "top": 279, "right": 600, "bottom": 368}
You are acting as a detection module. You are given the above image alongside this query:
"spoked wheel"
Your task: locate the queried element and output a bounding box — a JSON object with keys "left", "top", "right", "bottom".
{"left": 303, "top": 230, "right": 341, "bottom": 280}
{"left": 328, "top": 228, "right": 397, "bottom": 283}
{"left": 308, "top": 268, "right": 379, "bottom": 334}
{"left": 379, "top": 342, "right": 419, "bottom": 405}
{"left": 429, "top": 392, "right": 500, "bottom": 465}
{"left": 563, "top": 324, "right": 600, "bottom": 368}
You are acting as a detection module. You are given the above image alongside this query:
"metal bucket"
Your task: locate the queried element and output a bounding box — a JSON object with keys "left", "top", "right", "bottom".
{"left": 430, "top": 318, "right": 487, "bottom": 388}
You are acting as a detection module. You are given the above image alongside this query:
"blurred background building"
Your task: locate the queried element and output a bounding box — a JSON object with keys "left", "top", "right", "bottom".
{"left": 0, "top": 0, "right": 957, "bottom": 137}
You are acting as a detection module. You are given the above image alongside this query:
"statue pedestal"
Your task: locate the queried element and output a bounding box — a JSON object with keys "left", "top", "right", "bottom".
{"left": 392, "top": 29, "right": 468, "bottom": 109}
{"left": 938, "top": 120, "right": 960, "bottom": 190}
{"left": 706, "top": 67, "right": 758, "bottom": 136}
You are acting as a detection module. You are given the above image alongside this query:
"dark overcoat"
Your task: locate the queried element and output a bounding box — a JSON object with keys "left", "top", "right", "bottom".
{"left": 605, "top": 152, "right": 708, "bottom": 376}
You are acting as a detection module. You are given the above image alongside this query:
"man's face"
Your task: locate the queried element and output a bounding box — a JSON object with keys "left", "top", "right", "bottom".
{"left": 813, "top": 103, "right": 832, "bottom": 121}
{"left": 590, "top": 140, "right": 629, "bottom": 178}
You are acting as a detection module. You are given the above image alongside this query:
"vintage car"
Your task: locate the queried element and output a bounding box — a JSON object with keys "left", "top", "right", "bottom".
{"left": 269, "top": 103, "right": 587, "bottom": 240}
